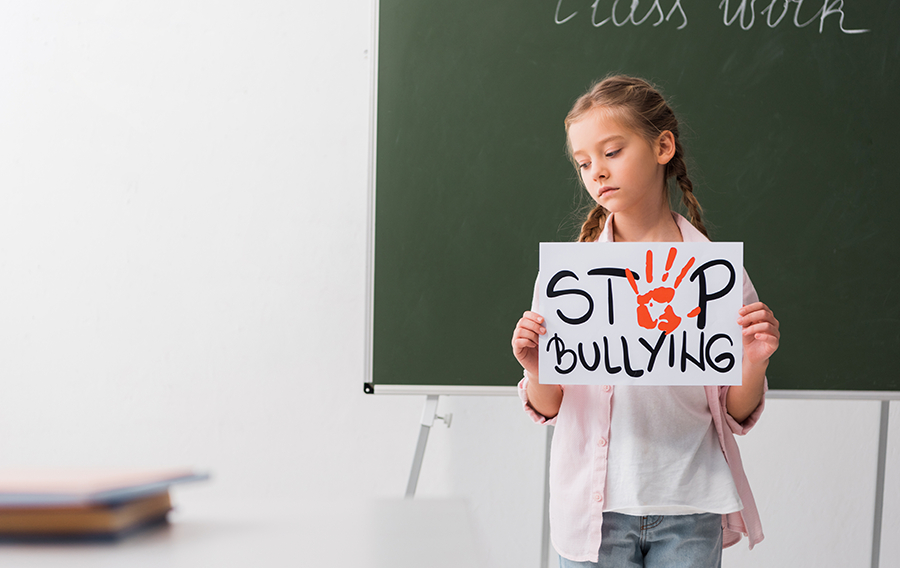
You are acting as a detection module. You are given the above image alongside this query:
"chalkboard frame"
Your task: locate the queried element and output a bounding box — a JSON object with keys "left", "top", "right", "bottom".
{"left": 364, "top": 0, "right": 900, "bottom": 395}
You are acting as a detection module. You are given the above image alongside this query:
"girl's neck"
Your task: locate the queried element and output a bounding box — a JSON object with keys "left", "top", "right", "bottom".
{"left": 611, "top": 206, "right": 682, "bottom": 243}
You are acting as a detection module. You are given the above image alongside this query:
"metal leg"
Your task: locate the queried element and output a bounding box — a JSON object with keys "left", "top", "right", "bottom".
{"left": 541, "top": 425, "right": 554, "bottom": 568}
{"left": 405, "top": 395, "right": 440, "bottom": 499}
{"left": 871, "top": 400, "right": 890, "bottom": 568}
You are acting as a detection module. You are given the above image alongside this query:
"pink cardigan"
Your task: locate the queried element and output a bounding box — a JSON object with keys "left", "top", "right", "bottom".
{"left": 519, "top": 213, "right": 766, "bottom": 562}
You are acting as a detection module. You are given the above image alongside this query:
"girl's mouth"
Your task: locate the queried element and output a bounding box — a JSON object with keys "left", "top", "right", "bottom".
{"left": 598, "top": 186, "right": 617, "bottom": 198}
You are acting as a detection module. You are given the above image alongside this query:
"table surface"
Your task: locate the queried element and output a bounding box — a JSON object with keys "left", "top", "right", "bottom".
{"left": 0, "top": 497, "right": 486, "bottom": 568}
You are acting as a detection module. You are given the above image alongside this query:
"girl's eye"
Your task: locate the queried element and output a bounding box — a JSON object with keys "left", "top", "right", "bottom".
{"left": 605, "top": 149, "right": 621, "bottom": 158}
{"left": 578, "top": 162, "right": 589, "bottom": 170}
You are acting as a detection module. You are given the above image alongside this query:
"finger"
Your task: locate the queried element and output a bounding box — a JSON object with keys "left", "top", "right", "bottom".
{"left": 512, "top": 339, "right": 540, "bottom": 355}
{"left": 738, "top": 303, "right": 773, "bottom": 322}
{"left": 753, "top": 333, "right": 780, "bottom": 346}
{"left": 738, "top": 302, "right": 768, "bottom": 315}
{"left": 516, "top": 316, "right": 547, "bottom": 336}
{"left": 744, "top": 325, "right": 780, "bottom": 345}
{"left": 522, "top": 311, "right": 546, "bottom": 325}
{"left": 745, "top": 338, "right": 779, "bottom": 362}
{"left": 739, "top": 303, "right": 777, "bottom": 322}
{"left": 742, "top": 322, "right": 780, "bottom": 340}
{"left": 738, "top": 312, "right": 778, "bottom": 329}
{"left": 513, "top": 327, "right": 542, "bottom": 346}
{"left": 737, "top": 307, "right": 778, "bottom": 328}
{"left": 512, "top": 338, "right": 541, "bottom": 361}
{"left": 741, "top": 318, "right": 778, "bottom": 333}
{"left": 748, "top": 334, "right": 779, "bottom": 354}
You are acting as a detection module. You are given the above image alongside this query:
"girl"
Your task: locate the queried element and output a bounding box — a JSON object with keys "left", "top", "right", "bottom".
{"left": 511, "top": 75, "right": 780, "bottom": 567}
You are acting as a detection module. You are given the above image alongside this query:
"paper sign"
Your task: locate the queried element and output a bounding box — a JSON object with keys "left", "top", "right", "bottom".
{"left": 538, "top": 242, "right": 743, "bottom": 386}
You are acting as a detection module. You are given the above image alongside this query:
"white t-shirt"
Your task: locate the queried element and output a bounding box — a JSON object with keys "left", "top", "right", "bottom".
{"left": 603, "top": 385, "right": 743, "bottom": 515}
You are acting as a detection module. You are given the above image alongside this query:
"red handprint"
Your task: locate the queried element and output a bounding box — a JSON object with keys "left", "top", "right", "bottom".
{"left": 625, "top": 248, "right": 702, "bottom": 335}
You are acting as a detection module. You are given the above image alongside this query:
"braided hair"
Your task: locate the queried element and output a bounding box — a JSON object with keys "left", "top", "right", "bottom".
{"left": 564, "top": 75, "right": 708, "bottom": 242}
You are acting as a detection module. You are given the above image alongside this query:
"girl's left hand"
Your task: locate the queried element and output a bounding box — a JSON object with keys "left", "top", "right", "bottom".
{"left": 738, "top": 302, "right": 780, "bottom": 366}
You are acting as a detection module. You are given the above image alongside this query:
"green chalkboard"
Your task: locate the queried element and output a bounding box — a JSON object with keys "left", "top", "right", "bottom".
{"left": 369, "top": 0, "right": 900, "bottom": 393}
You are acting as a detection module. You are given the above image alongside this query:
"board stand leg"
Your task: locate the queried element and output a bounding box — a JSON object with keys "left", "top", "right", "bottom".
{"left": 406, "top": 395, "right": 445, "bottom": 499}
{"left": 541, "top": 425, "right": 554, "bottom": 568}
{"left": 871, "top": 400, "right": 890, "bottom": 568}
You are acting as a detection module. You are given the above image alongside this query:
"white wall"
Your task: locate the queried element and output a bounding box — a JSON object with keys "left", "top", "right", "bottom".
{"left": 0, "top": 2, "right": 895, "bottom": 567}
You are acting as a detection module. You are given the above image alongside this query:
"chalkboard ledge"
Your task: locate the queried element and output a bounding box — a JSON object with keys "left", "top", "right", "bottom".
{"left": 364, "top": 384, "right": 518, "bottom": 396}
{"left": 362, "top": 385, "right": 900, "bottom": 400}
{"left": 766, "top": 390, "right": 900, "bottom": 401}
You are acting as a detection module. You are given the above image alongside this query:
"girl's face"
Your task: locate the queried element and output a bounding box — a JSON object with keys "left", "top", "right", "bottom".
{"left": 568, "top": 109, "right": 672, "bottom": 217}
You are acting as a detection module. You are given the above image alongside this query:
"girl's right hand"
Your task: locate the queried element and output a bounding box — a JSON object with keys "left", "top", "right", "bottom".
{"left": 511, "top": 311, "right": 546, "bottom": 377}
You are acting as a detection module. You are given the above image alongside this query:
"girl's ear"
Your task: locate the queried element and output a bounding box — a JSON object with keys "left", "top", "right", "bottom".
{"left": 656, "top": 131, "right": 676, "bottom": 165}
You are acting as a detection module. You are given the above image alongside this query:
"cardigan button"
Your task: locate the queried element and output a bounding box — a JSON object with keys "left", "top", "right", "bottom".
{"left": 602, "top": 385, "right": 612, "bottom": 392}
{"left": 593, "top": 493, "right": 603, "bottom": 503}
{"left": 598, "top": 438, "right": 607, "bottom": 447}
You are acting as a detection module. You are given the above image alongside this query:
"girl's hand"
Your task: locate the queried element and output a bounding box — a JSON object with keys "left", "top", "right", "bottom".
{"left": 728, "top": 302, "right": 779, "bottom": 423}
{"left": 512, "top": 311, "right": 546, "bottom": 377}
{"left": 738, "top": 302, "right": 780, "bottom": 367}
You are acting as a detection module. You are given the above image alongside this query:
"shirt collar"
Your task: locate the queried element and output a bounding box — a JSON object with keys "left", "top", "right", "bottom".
{"left": 596, "top": 211, "right": 709, "bottom": 243}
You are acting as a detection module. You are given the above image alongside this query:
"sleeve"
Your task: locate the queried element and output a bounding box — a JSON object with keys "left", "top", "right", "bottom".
{"left": 519, "top": 373, "right": 558, "bottom": 426}
{"left": 720, "top": 380, "right": 767, "bottom": 435}
{"left": 719, "top": 267, "right": 767, "bottom": 435}
{"left": 517, "top": 272, "right": 560, "bottom": 425}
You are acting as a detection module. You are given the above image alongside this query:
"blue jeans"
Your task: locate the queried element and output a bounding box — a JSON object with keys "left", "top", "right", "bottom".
{"left": 559, "top": 512, "right": 723, "bottom": 568}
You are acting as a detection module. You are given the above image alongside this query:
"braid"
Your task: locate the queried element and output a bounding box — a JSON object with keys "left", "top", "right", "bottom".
{"left": 566, "top": 76, "right": 712, "bottom": 240}
{"left": 578, "top": 204, "right": 608, "bottom": 242}
{"left": 667, "top": 147, "right": 709, "bottom": 238}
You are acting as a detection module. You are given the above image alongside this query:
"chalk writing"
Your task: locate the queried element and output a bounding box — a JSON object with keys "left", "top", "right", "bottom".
{"left": 719, "top": 0, "right": 869, "bottom": 33}
{"left": 554, "top": 0, "right": 870, "bottom": 33}
{"left": 556, "top": 0, "right": 688, "bottom": 29}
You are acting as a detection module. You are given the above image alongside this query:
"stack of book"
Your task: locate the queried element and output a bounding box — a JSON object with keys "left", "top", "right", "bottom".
{"left": 0, "top": 469, "right": 208, "bottom": 540}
